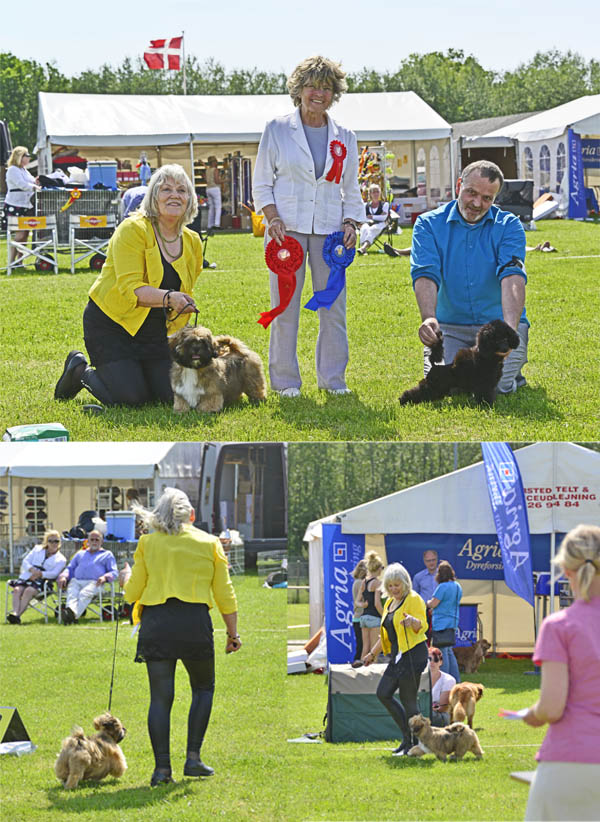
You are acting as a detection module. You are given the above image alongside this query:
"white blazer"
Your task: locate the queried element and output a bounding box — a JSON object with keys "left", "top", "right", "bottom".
{"left": 252, "top": 107, "right": 365, "bottom": 235}
{"left": 18, "top": 544, "right": 67, "bottom": 581}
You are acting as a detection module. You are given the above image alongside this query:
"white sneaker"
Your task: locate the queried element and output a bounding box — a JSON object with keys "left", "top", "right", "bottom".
{"left": 277, "top": 387, "right": 300, "bottom": 398}
{"left": 327, "top": 388, "right": 352, "bottom": 395}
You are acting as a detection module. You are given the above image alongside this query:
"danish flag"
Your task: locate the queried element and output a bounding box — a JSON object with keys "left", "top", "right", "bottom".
{"left": 143, "top": 37, "right": 182, "bottom": 70}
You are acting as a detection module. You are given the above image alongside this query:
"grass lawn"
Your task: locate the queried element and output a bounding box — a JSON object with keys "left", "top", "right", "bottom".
{"left": 1, "top": 573, "right": 288, "bottom": 822}
{"left": 1, "top": 220, "right": 598, "bottom": 441}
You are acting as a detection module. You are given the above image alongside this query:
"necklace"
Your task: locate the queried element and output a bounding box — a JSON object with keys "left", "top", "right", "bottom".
{"left": 154, "top": 222, "right": 182, "bottom": 260}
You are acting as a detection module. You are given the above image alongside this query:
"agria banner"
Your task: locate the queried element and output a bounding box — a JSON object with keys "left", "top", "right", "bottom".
{"left": 322, "top": 523, "right": 365, "bottom": 665}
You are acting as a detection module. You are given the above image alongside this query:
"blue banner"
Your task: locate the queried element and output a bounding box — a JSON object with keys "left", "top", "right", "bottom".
{"left": 322, "top": 523, "right": 365, "bottom": 665}
{"left": 581, "top": 139, "right": 600, "bottom": 170}
{"left": 568, "top": 129, "right": 587, "bottom": 219}
{"left": 481, "top": 443, "right": 534, "bottom": 606}
{"left": 457, "top": 604, "right": 478, "bottom": 646}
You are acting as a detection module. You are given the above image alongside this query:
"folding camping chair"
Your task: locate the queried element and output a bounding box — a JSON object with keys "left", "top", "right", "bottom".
{"left": 371, "top": 208, "right": 401, "bottom": 253}
{"left": 6, "top": 215, "right": 58, "bottom": 274}
{"left": 57, "top": 580, "right": 118, "bottom": 623}
{"left": 4, "top": 579, "right": 60, "bottom": 624}
{"left": 69, "top": 213, "right": 116, "bottom": 273}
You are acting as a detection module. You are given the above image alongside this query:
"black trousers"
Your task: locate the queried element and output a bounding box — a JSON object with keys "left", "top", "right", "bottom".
{"left": 82, "top": 359, "right": 173, "bottom": 406}
{"left": 376, "top": 641, "right": 428, "bottom": 743}
{"left": 146, "top": 657, "right": 215, "bottom": 770}
{"left": 353, "top": 621, "right": 363, "bottom": 661}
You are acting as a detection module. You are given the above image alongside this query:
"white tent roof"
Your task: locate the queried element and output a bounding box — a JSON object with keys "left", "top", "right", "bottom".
{"left": 36, "top": 90, "right": 450, "bottom": 149}
{"left": 304, "top": 443, "right": 600, "bottom": 540}
{"left": 463, "top": 94, "right": 600, "bottom": 147}
{"left": 0, "top": 442, "right": 202, "bottom": 480}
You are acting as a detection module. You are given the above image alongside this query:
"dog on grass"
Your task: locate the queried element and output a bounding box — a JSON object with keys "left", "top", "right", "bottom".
{"left": 453, "top": 639, "right": 491, "bottom": 673}
{"left": 407, "top": 714, "right": 483, "bottom": 761}
{"left": 449, "top": 682, "right": 485, "bottom": 728}
{"left": 169, "top": 325, "right": 267, "bottom": 413}
{"left": 55, "top": 712, "right": 127, "bottom": 789}
{"left": 399, "top": 319, "right": 520, "bottom": 407}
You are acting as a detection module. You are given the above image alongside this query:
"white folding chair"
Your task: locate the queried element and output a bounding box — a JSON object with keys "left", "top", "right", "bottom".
{"left": 57, "top": 580, "right": 117, "bottom": 623}
{"left": 4, "top": 579, "right": 60, "bottom": 624}
{"left": 6, "top": 215, "right": 58, "bottom": 275}
{"left": 69, "top": 214, "right": 116, "bottom": 273}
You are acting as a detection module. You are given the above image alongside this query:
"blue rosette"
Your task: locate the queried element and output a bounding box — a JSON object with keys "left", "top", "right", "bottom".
{"left": 304, "top": 231, "right": 355, "bottom": 312}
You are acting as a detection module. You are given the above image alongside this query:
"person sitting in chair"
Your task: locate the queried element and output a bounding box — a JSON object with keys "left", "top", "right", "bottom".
{"left": 56, "top": 531, "right": 118, "bottom": 623}
{"left": 357, "top": 184, "right": 395, "bottom": 255}
{"left": 7, "top": 530, "right": 67, "bottom": 624}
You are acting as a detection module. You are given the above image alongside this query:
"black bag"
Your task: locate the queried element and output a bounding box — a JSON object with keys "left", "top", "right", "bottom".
{"left": 432, "top": 627, "right": 455, "bottom": 647}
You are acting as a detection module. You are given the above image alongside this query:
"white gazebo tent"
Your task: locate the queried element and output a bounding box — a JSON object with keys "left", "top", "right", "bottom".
{"left": 35, "top": 91, "right": 452, "bottom": 205}
{"left": 304, "top": 443, "right": 600, "bottom": 652}
{"left": 0, "top": 441, "right": 203, "bottom": 572}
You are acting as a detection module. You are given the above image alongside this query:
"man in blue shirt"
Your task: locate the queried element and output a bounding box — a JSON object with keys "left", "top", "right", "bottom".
{"left": 412, "top": 549, "right": 438, "bottom": 602}
{"left": 57, "top": 530, "right": 118, "bottom": 623}
{"left": 410, "top": 160, "right": 528, "bottom": 394}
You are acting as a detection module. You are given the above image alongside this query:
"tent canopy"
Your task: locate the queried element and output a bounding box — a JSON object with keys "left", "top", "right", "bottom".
{"left": 305, "top": 443, "right": 600, "bottom": 540}
{"left": 36, "top": 90, "right": 451, "bottom": 150}
{"left": 0, "top": 442, "right": 202, "bottom": 480}
{"left": 463, "top": 94, "right": 600, "bottom": 147}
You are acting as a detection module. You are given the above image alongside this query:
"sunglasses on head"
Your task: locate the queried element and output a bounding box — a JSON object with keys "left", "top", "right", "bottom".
{"left": 428, "top": 654, "right": 442, "bottom": 662}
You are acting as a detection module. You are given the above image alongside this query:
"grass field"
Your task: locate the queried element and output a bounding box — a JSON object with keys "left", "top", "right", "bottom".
{"left": 1, "top": 220, "right": 598, "bottom": 441}
{"left": 1, "top": 574, "right": 287, "bottom": 822}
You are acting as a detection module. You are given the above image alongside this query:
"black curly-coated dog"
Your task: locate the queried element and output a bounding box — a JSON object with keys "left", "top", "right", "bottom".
{"left": 399, "top": 319, "right": 520, "bottom": 407}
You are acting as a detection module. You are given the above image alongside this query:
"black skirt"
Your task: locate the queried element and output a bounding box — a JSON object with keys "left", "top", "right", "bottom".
{"left": 135, "top": 598, "right": 214, "bottom": 663}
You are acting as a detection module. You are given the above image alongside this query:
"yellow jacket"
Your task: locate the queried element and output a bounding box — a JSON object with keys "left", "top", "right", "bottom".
{"left": 379, "top": 590, "right": 427, "bottom": 655}
{"left": 88, "top": 213, "right": 204, "bottom": 336}
{"left": 123, "top": 524, "right": 237, "bottom": 615}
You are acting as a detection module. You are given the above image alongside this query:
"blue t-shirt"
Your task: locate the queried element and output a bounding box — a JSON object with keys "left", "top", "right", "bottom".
{"left": 432, "top": 580, "right": 462, "bottom": 630}
{"left": 410, "top": 200, "right": 528, "bottom": 327}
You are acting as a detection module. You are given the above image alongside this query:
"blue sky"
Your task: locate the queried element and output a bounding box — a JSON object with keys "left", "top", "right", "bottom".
{"left": 3, "top": 0, "right": 597, "bottom": 78}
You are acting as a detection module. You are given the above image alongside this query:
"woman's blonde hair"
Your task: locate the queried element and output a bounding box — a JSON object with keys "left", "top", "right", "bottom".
{"left": 287, "top": 55, "right": 347, "bottom": 108}
{"left": 41, "top": 530, "right": 61, "bottom": 549}
{"left": 365, "top": 550, "right": 384, "bottom": 575}
{"left": 133, "top": 487, "right": 193, "bottom": 535}
{"left": 352, "top": 559, "right": 367, "bottom": 579}
{"left": 553, "top": 524, "right": 600, "bottom": 602}
{"left": 382, "top": 563, "right": 412, "bottom": 598}
{"left": 7, "top": 146, "right": 30, "bottom": 167}
{"left": 139, "top": 164, "right": 198, "bottom": 229}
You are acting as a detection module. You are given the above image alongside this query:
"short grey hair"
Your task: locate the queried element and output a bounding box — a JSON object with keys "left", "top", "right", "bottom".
{"left": 139, "top": 164, "right": 198, "bottom": 229}
{"left": 382, "top": 563, "right": 412, "bottom": 598}
{"left": 287, "top": 55, "right": 347, "bottom": 108}
{"left": 133, "top": 487, "right": 193, "bottom": 535}
{"left": 461, "top": 160, "right": 504, "bottom": 190}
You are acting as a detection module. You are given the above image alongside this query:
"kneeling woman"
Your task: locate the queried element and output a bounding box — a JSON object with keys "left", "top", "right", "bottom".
{"left": 122, "top": 488, "right": 241, "bottom": 786}
{"left": 54, "top": 165, "right": 203, "bottom": 406}
{"left": 363, "top": 563, "right": 428, "bottom": 755}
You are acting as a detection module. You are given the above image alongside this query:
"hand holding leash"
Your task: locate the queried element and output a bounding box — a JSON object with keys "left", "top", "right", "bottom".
{"left": 418, "top": 318, "right": 442, "bottom": 347}
{"left": 226, "top": 634, "right": 242, "bottom": 654}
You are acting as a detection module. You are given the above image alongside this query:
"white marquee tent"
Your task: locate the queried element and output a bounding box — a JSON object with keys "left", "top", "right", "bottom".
{"left": 0, "top": 441, "right": 203, "bottom": 571}
{"left": 304, "top": 443, "right": 600, "bottom": 651}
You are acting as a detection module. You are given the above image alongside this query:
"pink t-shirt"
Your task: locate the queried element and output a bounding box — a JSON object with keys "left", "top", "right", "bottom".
{"left": 533, "top": 595, "right": 600, "bottom": 763}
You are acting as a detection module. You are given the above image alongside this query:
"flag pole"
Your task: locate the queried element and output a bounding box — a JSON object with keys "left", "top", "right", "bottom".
{"left": 182, "top": 30, "right": 187, "bottom": 95}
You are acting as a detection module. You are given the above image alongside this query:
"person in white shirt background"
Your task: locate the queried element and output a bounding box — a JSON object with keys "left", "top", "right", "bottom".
{"left": 7, "top": 530, "right": 66, "bottom": 624}
{"left": 252, "top": 55, "right": 365, "bottom": 398}
{"left": 2, "top": 146, "right": 41, "bottom": 265}
{"left": 428, "top": 645, "right": 456, "bottom": 726}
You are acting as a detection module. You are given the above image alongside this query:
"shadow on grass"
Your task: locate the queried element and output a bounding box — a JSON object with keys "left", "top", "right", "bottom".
{"left": 413, "top": 385, "right": 562, "bottom": 421}
{"left": 47, "top": 777, "right": 196, "bottom": 812}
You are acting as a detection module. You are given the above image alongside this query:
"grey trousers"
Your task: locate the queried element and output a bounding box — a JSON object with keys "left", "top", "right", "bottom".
{"left": 424, "top": 321, "right": 529, "bottom": 394}
{"left": 267, "top": 231, "right": 348, "bottom": 391}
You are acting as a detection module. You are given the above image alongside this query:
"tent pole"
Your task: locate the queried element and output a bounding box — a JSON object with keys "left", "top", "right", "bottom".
{"left": 491, "top": 579, "right": 497, "bottom": 654}
{"left": 189, "top": 138, "right": 195, "bottom": 189}
{"left": 549, "top": 531, "right": 556, "bottom": 614}
{"left": 8, "top": 474, "right": 14, "bottom": 574}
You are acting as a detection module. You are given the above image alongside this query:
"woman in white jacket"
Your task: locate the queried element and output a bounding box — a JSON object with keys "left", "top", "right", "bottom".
{"left": 7, "top": 530, "right": 66, "bottom": 623}
{"left": 252, "top": 55, "right": 365, "bottom": 397}
{"left": 2, "top": 146, "right": 41, "bottom": 265}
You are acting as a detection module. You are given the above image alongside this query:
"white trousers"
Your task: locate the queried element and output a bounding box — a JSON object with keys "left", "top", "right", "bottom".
{"left": 206, "top": 186, "right": 222, "bottom": 228}
{"left": 525, "top": 761, "right": 600, "bottom": 821}
{"left": 66, "top": 578, "right": 101, "bottom": 618}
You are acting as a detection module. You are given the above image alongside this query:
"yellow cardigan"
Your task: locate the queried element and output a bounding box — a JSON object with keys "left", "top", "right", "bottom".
{"left": 379, "top": 590, "right": 427, "bottom": 655}
{"left": 88, "top": 213, "right": 204, "bottom": 336}
{"left": 123, "top": 524, "right": 238, "bottom": 615}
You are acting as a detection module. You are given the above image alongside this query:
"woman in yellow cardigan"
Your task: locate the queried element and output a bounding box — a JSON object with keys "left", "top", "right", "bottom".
{"left": 122, "top": 487, "right": 240, "bottom": 787}
{"left": 54, "top": 164, "right": 203, "bottom": 406}
{"left": 363, "top": 562, "right": 428, "bottom": 756}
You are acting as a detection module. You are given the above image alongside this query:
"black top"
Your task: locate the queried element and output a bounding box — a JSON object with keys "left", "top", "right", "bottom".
{"left": 383, "top": 610, "right": 399, "bottom": 658}
{"left": 362, "top": 578, "right": 380, "bottom": 618}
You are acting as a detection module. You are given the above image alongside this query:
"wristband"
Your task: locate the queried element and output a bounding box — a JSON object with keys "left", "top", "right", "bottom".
{"left": 268, "top": 217, "right": 283, "bottom": 228}
{"left": 227, "top": 633, "right": 240, "bottom": 640}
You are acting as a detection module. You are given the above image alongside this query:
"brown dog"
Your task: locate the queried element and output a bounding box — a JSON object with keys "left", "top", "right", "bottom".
{"left": 407, "top": 714, "right": 483, "bottom": 761}
{"left": 453, "top": 639, "right": 491, "bottom": 673}
{"left": 449, "top": 682, "right": 485, "bottom": 728}
{"left": 169, "top": 325, "right": 267, "bottom": 413}
{"left": 55, "top": 713, "right": 127, "bottom": 789}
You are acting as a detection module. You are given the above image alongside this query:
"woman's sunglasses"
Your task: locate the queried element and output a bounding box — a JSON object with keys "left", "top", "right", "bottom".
{"left": 47, "top": 538, "right": 60, "bottom": 543}
{"left": 428, "top": 654, "right": 442, "bottom": 662}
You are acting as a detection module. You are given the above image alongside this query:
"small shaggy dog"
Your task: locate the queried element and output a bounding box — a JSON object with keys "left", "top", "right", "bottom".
{"left": 399, "top": 319, "right": 520, "bottom": 406}
{"left": 449, "top": 682, "right": 485, "bottom": 728}
{"left": 454, "top": 639, "right": 492, "bottom": 673}
{"left": 55, "top": 713, "right": 127, "bottom": 789}
{"left": 169, "top": 325, "right": 267, "bottom": 413}
{"left": 407, "top": 714, "right": 483, "bottom": 761}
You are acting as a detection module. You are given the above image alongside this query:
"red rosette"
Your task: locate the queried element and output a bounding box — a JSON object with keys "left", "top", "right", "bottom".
{"left": 325, "top": 140, "right": 347, "bottom": 184}
{"left": 258, "top": 236, "right": 304, "bottom": 328}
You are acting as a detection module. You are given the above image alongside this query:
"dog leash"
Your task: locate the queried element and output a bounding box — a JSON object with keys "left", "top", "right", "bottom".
{"left": 162, "top": 290, "right": 199, "bottom": 327}
{"left": 107, "top": 614, "right": 119, "bottom": 713}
